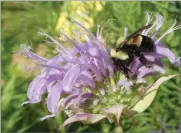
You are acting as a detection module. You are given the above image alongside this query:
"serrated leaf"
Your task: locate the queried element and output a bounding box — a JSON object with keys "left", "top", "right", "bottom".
{"left": 132, "top": 74, "right": 178, "bottom": 113}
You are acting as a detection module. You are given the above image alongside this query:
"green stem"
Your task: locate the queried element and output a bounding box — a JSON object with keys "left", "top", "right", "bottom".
{"left": 115, "top": 125, "right": 123, "bottom": 133}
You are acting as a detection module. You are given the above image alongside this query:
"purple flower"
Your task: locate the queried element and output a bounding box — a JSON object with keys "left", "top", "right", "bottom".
{"left": 21, "top": 20, "right": 114, "bottom": 118}
{"left": 21, "top": 14, "right": 180, "bottom": 127}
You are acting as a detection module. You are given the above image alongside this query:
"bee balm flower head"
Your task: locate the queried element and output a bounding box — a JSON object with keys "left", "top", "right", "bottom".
{"left": 21, "top": 14, "right": 180, "bottom": 127}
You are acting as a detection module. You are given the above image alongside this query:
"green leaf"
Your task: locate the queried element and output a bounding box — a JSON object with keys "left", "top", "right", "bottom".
{"left": 132, "top": 74, "right": 178, "bottom": 113}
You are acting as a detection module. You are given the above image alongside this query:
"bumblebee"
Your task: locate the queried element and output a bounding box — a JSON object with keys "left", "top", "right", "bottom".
{"left": 111, "top": 24, "right": 154, "bottom": 78}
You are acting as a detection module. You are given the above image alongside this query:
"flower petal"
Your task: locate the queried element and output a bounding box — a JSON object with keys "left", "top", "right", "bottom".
{"left": 27, "top": 76, "right": 47, "bottom": 103}
{"left": 156, "top": 45, "right": 181, "bottom": 66}
{"left": 89, "top": 62, "right": 103, "bottom": 81}
{"left": 77, "top": 74, "right": 95, "bottom": 88}
{"left": 21, "top": 101, "right": 30, "bottom": 106}
{"left": 47, "top": 81, "right": 62, "bottom": 113}
{"left": 137, "top": 64, "right": 165, "bottom": 79}
{"left": 118, "top": 78, "right": 133, "bottom": 90}
{"left": 38, "top": 30, "right": 69, "bottom": 55}
{"left": 88, "top": 47, "right": 99, "bottom": 57}
{"left": 21, "top": 44, "right": 48, "bottom": 62}
{"left": 41, "top": 55, "right": 66, "bottom": 77}
{"left": 62, "top": 64, "right": 80, "bottom": 92}
{"left": 94, "top": 57, "right": 108, "bottom": 77}
{"left": 46, "top": 74, "right": 63, "bottom": 92}
{"left": 60, "top": 94, "right": 80, "bottom": 109}
{"left": 74, "top": 93, "right": 92, "bottom": 108}
{"left": 72, "top": 20, "right": 97, "bottom": 41}
{"left": 40, "top": 114, "right": 55, "bottom": 121}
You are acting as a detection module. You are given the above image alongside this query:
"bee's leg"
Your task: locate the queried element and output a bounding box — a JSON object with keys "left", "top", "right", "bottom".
{"left": 139, "top": 53, "right": 151, "bottom": 68}
{"left": 123, "top": 66, "right": 130, "bottom": 79}
{"left": 123, "top": 65, "right": 133, "bottom": 79}
{"left": 139, "top": 53, "right": 147, "bottom": 65}
{"left": 134, "top": 48, "right": 148, "bottom": 66}
{"left": 128, "top": 53, "right": 133, "bottom": 63}
{"left": 111, "top": 57, "right": 132, "bottom": 78}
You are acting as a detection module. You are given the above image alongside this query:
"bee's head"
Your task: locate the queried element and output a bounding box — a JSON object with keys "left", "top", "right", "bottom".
{"left": 116, "top": 48, "right": 119, "bottom": 52}
{"left": 116, "top": 46, "right": 122, "bottom": 52}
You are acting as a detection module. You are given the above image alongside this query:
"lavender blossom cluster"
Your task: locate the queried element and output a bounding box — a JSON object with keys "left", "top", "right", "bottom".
{"left": 21, "top": 14, "right": 180, "bottom": 126}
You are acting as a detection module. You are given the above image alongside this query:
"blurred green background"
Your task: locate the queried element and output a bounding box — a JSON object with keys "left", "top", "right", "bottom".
{"left": 1, "top": 1, "right": 181, "bottom": 132}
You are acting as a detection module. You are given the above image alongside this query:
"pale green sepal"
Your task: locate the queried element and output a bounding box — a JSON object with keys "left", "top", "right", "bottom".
{"left": 132, "top": 74, "right": 178, "bottom": 113}
{"left": 61, "top": 113, "right": 106, "bottom": 127}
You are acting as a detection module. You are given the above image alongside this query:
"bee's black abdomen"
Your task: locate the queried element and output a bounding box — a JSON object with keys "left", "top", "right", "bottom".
{"left": 140, "top": 35, "right": 154, "bottom": 52}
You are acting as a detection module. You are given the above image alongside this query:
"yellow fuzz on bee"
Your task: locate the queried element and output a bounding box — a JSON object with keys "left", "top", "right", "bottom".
{"left": 110, "top": 49, "right": 129, "bottom": 60}
{"left": 127, "top": 35, "right": 142, "bottom": 47}
{"left": 133, "top": 35, "right": 142, "bottom": 47}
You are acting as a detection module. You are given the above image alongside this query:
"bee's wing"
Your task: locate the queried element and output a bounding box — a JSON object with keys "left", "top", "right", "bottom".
{"left": 119, "top": 24, "right": 152, "bottom": 46}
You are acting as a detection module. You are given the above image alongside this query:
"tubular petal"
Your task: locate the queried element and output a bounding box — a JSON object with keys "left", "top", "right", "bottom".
{"left": 156, "top": 45, "right": 181, "bottom": 66}
{"left": 47, "top": 81, "right": 63, "bottom": 113}
{"left": 74, "top": 93, "right": 92, "bottom": 108}
{"left": 62, "top": 64, "right": 81, "bottom": 92}
{"left": 21, "top": 101, "right": 30, "bottom": 106}
{"left": 38, "top": 30, "right": 69, "bottom": 55}
{"left": 40, "top": 114, "right": 55, "bottom": 121}
{"left": 137, "top": 65, "right": 165, "bottom": 79}
{"left": 77, "top": 74, "right": 95, "bottom": 88}
{"left": 21, "top": 44, "right": 48, "bottom": 62}
{"left": 61, "top": 94, "right": 80, "bottom": 109}
{"left": 27, "top": 77, "right": 47, "bottom": 103}
{"left": 72, "top": 20, "right": 97, "bottom": 40}
{"left": 89, "top": 62, "right": 103, "bottom": 81}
